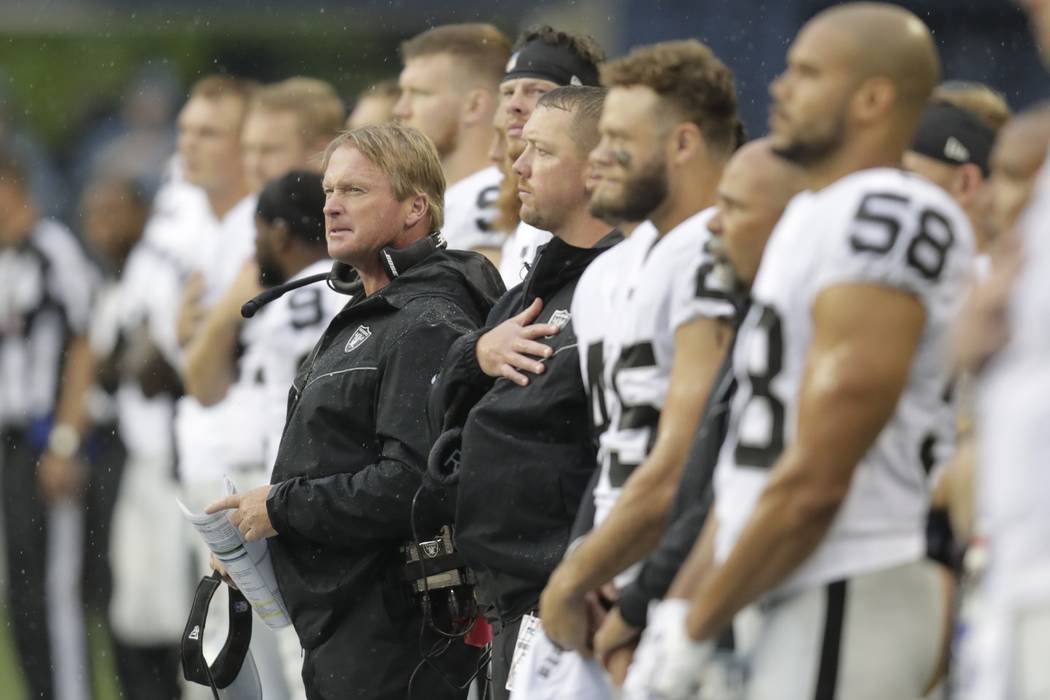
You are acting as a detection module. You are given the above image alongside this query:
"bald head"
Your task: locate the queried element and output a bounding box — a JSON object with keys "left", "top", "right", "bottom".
{"left": 709, "top": 138, "right": 805, "bottom": 286}
{"left": 987, "top": 102, "right": 1050, "bottom": 233}
{"left": 813, "top": 3, "right": 940, "bottom": 115}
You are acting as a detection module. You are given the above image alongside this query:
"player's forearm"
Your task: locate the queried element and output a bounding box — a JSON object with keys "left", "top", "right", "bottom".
{"left": 559, "top": 462, "right": 680, "bottom": 594}
{"left": 53, "top": 336, "right": 95, "bottom": 434}
{"left": 183, "top": 309, "right": 240, "bottom": 405}
{"left": 684, "top": 456, "right": 843, "bottom": 641}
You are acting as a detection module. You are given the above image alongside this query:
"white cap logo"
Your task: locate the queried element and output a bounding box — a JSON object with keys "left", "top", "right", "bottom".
{"left": 944, "top": 136, "right": 970, "bottom": 163}
{"left": 570, "top": 75, "right": 582, "bottom": 86}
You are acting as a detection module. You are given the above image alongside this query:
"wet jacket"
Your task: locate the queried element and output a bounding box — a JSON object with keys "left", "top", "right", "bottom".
{"left": 266, "top": 249, "right": 503, "bottom": 699}
{"left": 428, "top": 232, "right": 620, "bottom": 627}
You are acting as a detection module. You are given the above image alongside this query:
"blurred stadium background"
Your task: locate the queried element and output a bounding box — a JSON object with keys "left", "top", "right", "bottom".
{"left": 0, "top": 0, "right": 1044, "bottom": 696}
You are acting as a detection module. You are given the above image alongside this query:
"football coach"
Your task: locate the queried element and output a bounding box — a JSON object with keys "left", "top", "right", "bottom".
{"left": 207, "top": 123, "right": 504, "bottom": 700}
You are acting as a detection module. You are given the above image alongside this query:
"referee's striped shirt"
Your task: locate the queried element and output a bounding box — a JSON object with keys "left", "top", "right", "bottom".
{"left": 0, "top": 218, "right": 98, "bottom": 428}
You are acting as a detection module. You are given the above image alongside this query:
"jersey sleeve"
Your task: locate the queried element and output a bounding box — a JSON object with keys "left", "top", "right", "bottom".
{"left": 669, "top": 233, "right": 737, "bottom": 332}
{"left": 41, "top": 223, "right": 99, "bottom": 336}
{"left": 809, "top": 176, "right": 975, "bottom": 311}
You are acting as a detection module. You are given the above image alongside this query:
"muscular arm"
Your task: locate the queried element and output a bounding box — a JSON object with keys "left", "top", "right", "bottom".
{"left": 547, "top": 317, "right": 729, "bottom": 595}
{"left": 685, "top": 283, "right": 925, "bottom": 641}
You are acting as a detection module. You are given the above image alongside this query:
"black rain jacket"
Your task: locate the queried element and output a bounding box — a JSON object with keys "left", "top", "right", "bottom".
{"left": 428, "top": 232, "right": 621, "bottom": 628}
{"left": 266, "top": 249, "right": 503, "bottom": 699}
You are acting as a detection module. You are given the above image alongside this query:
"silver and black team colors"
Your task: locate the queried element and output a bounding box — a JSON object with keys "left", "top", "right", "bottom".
{"left": 265, "top": 249, "right": 503, "bottom": 700}
{"left": 428, "top": 231, "right": 621, "bottom": 695}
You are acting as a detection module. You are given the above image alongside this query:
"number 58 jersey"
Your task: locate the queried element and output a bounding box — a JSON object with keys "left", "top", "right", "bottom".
{"left": 713, "top": 168, "right": 975, "bottom": 595}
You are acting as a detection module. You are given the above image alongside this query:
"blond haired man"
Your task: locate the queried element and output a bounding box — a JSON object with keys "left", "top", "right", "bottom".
{"left": 396, "top": 23, "right": 512, "bottom": 257}
{"left": 208, "top": 123, "right": 504, "bottom": 699}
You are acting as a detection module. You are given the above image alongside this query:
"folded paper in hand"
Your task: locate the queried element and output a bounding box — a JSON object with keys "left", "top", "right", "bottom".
{"left": 178, "top": 477, "right": 291, "bottom": 629}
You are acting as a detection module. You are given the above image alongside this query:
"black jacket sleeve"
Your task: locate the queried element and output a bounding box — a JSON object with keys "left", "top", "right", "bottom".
{"left": 426, "top": 288, "right": 521, "bottom": 441}
{"left": 267, "top": 318, "right": 469, "bottom": 547}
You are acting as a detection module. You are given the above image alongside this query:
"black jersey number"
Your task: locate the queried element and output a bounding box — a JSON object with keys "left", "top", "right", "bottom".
{"left": 694, "top": 261, "right": 732, "bottom": 302}
{"left": 288, "top": 287, "right": 324, "bottom": 330}
{"left": 609, "top": 341, "right": 661, "bottom": 488}
{"left": 848, "top": 192, "right": 955, "bottom": 282}
{"left": 733, "top": 305, "right": 786, "bottom": 469}
{"left": 585, "top": 341, "right": 611, "bottom": 439}
{"left": 475, "top": 185, "right": 501, "bottom": 233}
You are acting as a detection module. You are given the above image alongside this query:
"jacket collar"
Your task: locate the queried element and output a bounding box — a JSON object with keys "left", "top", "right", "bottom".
{"left": 522, "top": 229, "right": 621, "bottom": 302}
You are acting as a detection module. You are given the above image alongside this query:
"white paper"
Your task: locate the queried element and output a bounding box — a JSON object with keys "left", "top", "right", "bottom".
{"left": 178, "top": 477, "right": 291, "bottom": 629}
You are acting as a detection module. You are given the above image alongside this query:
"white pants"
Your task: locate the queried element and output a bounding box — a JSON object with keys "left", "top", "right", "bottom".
{"left": 508, "top": 624, "right": 619, "bottom": 700}
{"left": 737, "top": 560, "right": 948, "bottom": 700}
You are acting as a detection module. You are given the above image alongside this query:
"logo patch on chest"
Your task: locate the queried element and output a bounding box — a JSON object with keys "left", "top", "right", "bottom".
{"left": 549, "top": 309, "right": 571, "bottom": 330}
{"left": 345, "top": 325, "right": 372, "bottom": 353}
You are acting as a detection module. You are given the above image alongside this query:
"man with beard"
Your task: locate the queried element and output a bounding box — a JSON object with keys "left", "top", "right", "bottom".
{"left": 626, "top": 5, "right": 974, "bottom": 698}
{"left": 525, "top": 40, "right": 741, "bottom": 697}
{"left": 428, "top": 86, "right": 614, "bottom": 700}
{"left": 495, "top": 26, "right": 605, "bottom": 286}
{"left": 235, "top": 171, "right": 344, "bottom": 484}
{"left": 586, "top": 141, "right": 805, "bottom": 689}
{"left": 396, "top": 24, "right": 512, "bottom": 258}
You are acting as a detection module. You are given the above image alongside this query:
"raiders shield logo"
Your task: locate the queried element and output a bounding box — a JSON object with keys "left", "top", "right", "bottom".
{"left": 421, "top": 541, "right": 441, "bottom": 558}
{"left": 345, "top": 325, "right": 372, "bottom": 353}
{"left": 544, "top": 309, "right": 571, "bottom": 339}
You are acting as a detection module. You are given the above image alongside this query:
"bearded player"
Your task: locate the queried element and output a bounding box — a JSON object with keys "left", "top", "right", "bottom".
{"left": 627, "top": 4, "right": 974, "bottom": 698}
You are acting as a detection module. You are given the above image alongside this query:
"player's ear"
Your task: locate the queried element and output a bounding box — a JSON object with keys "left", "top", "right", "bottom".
{"left": 670, "top": 122, "right": 705, "bottom": 165}
{"left": 853, "top": 77, "right": 896, "bottom": 124}
{"left": 952, "top": 163, "right": 985, "bottom": 207}
{"left": 271, "top": 219, "right": 293, "bottom": 251}
{"left": 462, "top": 88, "right": 491, "bottom": 126}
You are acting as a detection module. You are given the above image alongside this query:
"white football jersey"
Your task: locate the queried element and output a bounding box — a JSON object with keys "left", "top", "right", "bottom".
{"left": 574, "top": 209, "right": 736, "bottom": 586}
{"left": 714, "top": 168, "right": 974, "bottom": 595}
{"left": 499, "top": 221, "right": 553, "bottom": 288}
{"left": 238, "top": 259, "right": 346, "bottom": 473}
{"left": 442, "top": 165, "right": 505, "bottom": 253}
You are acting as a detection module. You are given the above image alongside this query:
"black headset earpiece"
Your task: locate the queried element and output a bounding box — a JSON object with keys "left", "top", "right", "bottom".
{"left": 379, "top": 231, "right": 447, "bottom": 279}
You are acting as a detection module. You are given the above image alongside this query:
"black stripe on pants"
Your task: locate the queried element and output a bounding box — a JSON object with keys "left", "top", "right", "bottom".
{"left": 814, "top": 580, "right": 847, "bottom": 700}
{"left": 2, "top": 430, "right": 54, "bottom": 699}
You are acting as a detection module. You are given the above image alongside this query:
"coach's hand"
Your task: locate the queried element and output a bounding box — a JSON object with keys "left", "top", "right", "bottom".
{"left": 209, "top": 553, "right": 239, "bottom": 591}
{"left": 206, "top": 485, "right": 276, "bottom": 542}
{"left": 476, "top": 298, "right": 559, "bottom": 386}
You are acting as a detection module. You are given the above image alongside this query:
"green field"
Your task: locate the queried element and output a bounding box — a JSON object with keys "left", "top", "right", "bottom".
{"left": 0, "top": 605, "right": 123, "bottom": 700}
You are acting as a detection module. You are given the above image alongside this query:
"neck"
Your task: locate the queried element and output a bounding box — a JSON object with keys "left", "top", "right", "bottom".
{"left": 442, "top": 134, "right": 493, "bottom": 187}
{"left": 806, "top": 138, "right": 905, "bottom": 192}
{"left": 206, "top": 181, "right": 249, "bottom": 219}
{"left": 357, "top": 262, "right": 392, "bottom": 297}
{"left": 555, "top": 207, "right": 613, "bottom": 249}
{"left": 650, "top": 161, "right": 722, "bottom": 236}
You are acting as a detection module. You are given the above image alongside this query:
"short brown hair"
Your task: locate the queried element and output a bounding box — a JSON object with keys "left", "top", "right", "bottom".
{"left": 323, "top": 123, "right": 446, "bottom": 231}
{"left": 251, "top": 77, "right": 346, "bottom": 144}
{"left": 515, "top": 25, "right": 606, "bottom": 67}
{"left": 601, "top": 40, "right": 740, "bottom": 156}
{"left": 536, "top": 86, "right": 607, "bottom": 155}
{"left": 401, "top": 23, "right": 512, "bottom": 86}
{"left": 933, "top": 81, "right": 1011, "bottom": 133}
